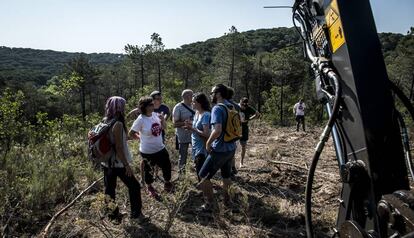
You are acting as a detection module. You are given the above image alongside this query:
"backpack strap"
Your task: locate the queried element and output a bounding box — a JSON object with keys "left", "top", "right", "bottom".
{"left": 181, "top": 102, "right": 195, "bottom": 115}
{"left": 105, "top": 118, "right": 119, "bottom": 168}
{"left": 216, "top": 103, "right": 229, "bottom": 140}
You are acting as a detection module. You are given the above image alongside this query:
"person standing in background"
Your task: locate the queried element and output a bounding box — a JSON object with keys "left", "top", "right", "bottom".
{"left": 293, "top": 99, "right": 306, "bottom": 132}
{"left": 225, "top": 87, "right": 241, "bottom": 177}
{"left": 239, "top": 97, "right": 260, "bottom": 167}
{"left": 151, "top": 90, "right": 170, "bottom": 142}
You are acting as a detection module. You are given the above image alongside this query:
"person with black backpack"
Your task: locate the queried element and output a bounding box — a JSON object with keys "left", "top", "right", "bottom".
{"left": 101, "top": 96, "right": 148, "bottom": 223}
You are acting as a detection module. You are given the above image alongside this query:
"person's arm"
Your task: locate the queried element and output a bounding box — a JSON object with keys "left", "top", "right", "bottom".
{"left": 206, "top": 123, "right": 222, "bottom": 153}
{"left": 293, "top": 104, "right": 296, "bottom": 114}
{"left": 249, "top": 112, "right": 260, "bottom": 120}
{"left": 158, "top": 112, "right": 167, "bottom": 130}
{"left": 248, "top": 107, "right": 261, "bottom": 121}
{"left": 164, "top": 105, "right": 171, "bottom": 120}
{"left": 172, "top": 105, "right": 185, "bottom": 128}
{"left": 126, "top": 108, "right": 140, "bottom": 120}
{"left": 128, "top": 129, "right": 140, "bottom": 140}
{"left": 128, "top": 118, "right": 141, "bottom": 140}
{"left": 113, "top": 122, "right": 133, "bottom": 176}
{"left": 190, "top": 124, "right": 210, "bottom": 138}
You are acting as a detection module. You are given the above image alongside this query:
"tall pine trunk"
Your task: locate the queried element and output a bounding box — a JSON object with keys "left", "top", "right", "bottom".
{"left": 157, "top": 59, "right": 161, "bottom": 92}
{"left": 141, "top": 57, "right": 145, "bottom": 90}
{"left": 280, "top": 78, "right": 284, "bottom": 126}
{"left": 80, "top": 87, "right": 86, "bottom": 120}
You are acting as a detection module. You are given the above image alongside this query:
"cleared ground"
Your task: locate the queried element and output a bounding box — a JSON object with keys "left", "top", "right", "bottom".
{"left": 49, "top": 121, "right": 392, "bottom": 237}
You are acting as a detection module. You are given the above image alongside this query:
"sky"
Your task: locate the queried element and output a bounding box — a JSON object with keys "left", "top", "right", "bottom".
{"left": 0, "top": 0, "right": 413, "bottom": 54}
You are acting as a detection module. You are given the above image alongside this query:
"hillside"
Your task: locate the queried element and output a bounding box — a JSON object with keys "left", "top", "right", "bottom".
{"left": 0, "top": 46, "right": 125, "bottom": 86}
{"left": 0, "top": 28, "right": 407, "bottom": 89}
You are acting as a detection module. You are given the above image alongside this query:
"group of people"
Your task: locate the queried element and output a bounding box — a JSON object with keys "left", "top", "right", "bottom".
{"left": 99, "top": 83, "right": 263, "bottom": 222}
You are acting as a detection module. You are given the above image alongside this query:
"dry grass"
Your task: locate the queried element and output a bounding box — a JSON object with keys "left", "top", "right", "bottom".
{"left": 47, "top": 120, "right": 347, "bottom": 237}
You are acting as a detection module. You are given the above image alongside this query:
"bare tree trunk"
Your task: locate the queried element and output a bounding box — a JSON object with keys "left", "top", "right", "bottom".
{"left": 229, "top": 46, "right": 235, "bottom": 87}
{"left": 140, "top": 57, "right": 145, "bottom": 90}
{"left": 257, "top": 58, "right": 262, "bottom": 112}
{"left": 409, "top": 74, "right": 414, "bottom": 101}
{"left": 157, "top": 59, "right": 161, "bottom": 92}
{"left": 184, "top": 70, "right": 189, "bottom": 89}
{"left": 80, "top": 88, "right": 86, "bottom": 121}
{"left": 280, "top": 78, "right": 284, "bottom": 126}
{"left": 244, "top": 76, "right": 249, "bottom": 99}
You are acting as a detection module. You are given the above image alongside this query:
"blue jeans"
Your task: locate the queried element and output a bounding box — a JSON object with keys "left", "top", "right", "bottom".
{"left": 198, "top": 150, "right": 236, "bottom": 180}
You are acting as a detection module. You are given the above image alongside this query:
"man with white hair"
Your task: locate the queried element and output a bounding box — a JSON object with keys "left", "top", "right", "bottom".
{"left": 172, "top": 89, "right": 194, "bottom": 173}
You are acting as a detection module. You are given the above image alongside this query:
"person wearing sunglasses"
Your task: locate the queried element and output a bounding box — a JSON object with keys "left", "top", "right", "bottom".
{"left": 129, "top": 96, "right": 173, "bottom": 200}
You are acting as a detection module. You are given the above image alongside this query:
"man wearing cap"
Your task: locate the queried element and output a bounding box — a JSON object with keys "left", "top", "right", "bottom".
{"left": 127, "top": 91, "right": 170, "bottom": 141}
{"left": 172, "top": 89, "right": 194, "bottom": 173}
{"left": 151, "top": 91, "right": 170, "bottom": 142}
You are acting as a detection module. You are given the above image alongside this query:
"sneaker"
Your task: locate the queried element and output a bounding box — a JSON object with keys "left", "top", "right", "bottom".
{"left": 147, "top": 185, "right": 160, "bottom": 200}
{"left": 164, "top": 182, "right": 173, "bottom": 193}
{"left": 196, "top": 203, "right": 213, "bottom": 213}
{"left": 130, "top": 213, "right": 150, "bottom": 224}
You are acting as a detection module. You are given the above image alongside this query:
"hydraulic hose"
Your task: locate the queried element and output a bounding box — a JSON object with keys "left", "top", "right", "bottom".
{"left": 388, "top": 80, "right": 414, "bottom": 123}
{"left": 305, "top": 67, "right": 342, "bottom": 238}
{"left": 396, "top": 110, "right": 414, "bottom": 180}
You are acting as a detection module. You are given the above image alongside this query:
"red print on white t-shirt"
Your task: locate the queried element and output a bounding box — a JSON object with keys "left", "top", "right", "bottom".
{"left": 151, "top": 123, "right": 162, "bottom": 137}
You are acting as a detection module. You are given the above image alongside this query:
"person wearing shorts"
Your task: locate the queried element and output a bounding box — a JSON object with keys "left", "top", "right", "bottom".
{"left": 198, "top": 84, "right": 236, "bottom": 212}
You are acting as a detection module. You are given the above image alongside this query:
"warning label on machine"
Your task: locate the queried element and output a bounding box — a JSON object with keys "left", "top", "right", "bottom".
{"left": 326, "top": 0, "right": 345, "bottom": 53}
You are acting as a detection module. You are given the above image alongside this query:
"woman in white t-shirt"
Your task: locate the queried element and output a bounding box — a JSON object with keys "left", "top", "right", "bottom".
{"left": 129, "top": 96, "right": 172, "bottom": 200}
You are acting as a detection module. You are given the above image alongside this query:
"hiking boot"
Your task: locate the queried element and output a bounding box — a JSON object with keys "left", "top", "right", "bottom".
{"left": 130, "top": 213, "right": 150, "bottom": 225}
{"left": 164, "top": 181, "right": 173, "bottom": 193}
{"left": 231, "top": 167, "right": 238, "bottom": 175}
{"left": 147, "top": 185, "right": 160, "bottom": 200}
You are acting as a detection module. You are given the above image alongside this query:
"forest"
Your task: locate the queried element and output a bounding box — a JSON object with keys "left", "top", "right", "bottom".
{"left": 0, "top": 26, "right": 413, "bottom": 237}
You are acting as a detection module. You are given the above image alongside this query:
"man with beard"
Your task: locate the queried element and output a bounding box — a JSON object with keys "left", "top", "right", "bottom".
{"left": 198, "top": 84, "right": 236, "bottom": 212}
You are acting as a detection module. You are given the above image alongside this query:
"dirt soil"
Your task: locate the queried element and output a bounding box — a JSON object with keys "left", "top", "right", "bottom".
{"left": 46, "top": 121, "right": 369, "bottom": 237}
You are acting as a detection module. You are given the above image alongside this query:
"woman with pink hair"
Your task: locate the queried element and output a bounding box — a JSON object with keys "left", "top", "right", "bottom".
{"left": 102, "top": 96, "right": 148, "bottom": 223}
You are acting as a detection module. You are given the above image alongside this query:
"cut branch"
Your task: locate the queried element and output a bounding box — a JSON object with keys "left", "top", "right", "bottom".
{"left": 268, "top": 161, "right": 339, "bottom": 179}
{"left": 38, "top": 176, "right": 104, "bottom": 238}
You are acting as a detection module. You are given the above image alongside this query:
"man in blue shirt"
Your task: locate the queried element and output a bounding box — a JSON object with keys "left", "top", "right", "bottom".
{"left": 198, "top": 84, "right": 236, "bottom": 212}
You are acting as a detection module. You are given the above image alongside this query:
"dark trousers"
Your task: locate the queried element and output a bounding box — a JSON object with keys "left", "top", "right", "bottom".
{"left": 103, "top": 167, "right": 142, "bottom": 217}
{"left": 296, "top": 115, "right": 305, "bottom": 131}
{"left": 194, "top": 154, "right": 207, "bottom": 182}
{"left": 140, "top": 148, "right": 172, "bottom": 185}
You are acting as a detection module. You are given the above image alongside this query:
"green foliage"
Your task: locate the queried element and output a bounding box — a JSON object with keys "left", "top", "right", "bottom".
{"left": 0, "top": 89, "right": 27, "bottom": 155}
{"left": 0, "top": 26, "right": 413, "bottom": 236}
{"left": 0, "top": 105, "right": 100, "bottom": 234}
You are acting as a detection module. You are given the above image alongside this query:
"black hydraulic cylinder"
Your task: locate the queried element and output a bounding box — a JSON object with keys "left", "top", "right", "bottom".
{"left": 321, "top": 0, "right": 410, "bottom": 234}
